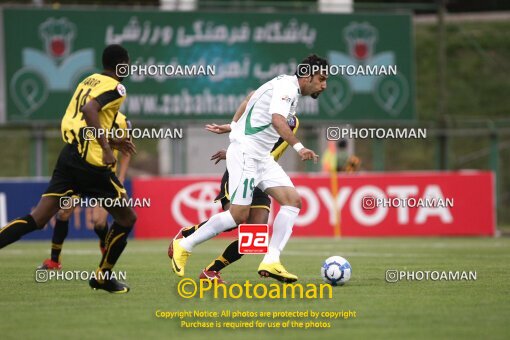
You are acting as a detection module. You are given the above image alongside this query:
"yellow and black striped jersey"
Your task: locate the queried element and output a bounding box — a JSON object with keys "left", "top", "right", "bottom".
{"left": 61, "top": 73, "right": 127, "bottom": 169}
{"left": 270, "top": 115, "right": 300, "bottom": 161}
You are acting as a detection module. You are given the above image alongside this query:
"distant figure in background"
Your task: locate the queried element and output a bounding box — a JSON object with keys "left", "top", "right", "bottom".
{"left": 322, "top": 139, "right": 361, "bottom": 173}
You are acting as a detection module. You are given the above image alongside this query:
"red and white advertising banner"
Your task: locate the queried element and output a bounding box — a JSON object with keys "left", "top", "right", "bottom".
{"left": 132, "top": 171, "right": 495, "bottom": 238}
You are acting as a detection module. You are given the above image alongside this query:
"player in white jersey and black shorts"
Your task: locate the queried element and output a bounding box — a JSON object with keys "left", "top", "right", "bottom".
{"left": 171, "top": 54, "right": 328, "bottom": 282}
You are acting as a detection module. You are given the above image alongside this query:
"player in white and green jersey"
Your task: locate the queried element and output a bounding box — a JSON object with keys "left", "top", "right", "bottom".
{"left": 172, "top": 54, "right": 329, "bottom": 283}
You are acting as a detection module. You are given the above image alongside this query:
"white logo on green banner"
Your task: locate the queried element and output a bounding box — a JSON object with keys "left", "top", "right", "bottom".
{"left": 10, "top": 17, "right": 95, "bottom": 116}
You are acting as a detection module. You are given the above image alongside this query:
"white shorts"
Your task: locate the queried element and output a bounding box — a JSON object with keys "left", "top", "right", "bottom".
{"left": 226, "top": 143, "right": 294, "bottom": 206}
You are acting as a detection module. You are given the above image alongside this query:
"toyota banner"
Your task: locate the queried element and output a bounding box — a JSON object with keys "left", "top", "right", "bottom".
{"left": 132, "top": 171, "right": 495, "bottom": 238}
{"left": 0, "top": 171, "right": 495, "bottom": 239}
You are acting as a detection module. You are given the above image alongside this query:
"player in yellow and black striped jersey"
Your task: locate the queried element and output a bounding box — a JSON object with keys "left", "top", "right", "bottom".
{"left": 38, "top": 112, "right": 132, "bottom": 271}
{"left": 168, "top": 112, "right": 299, "bottom": 283}
{"left": 0, "top": 45, "right": 136, "bottom": 294}
{"left": 60, "top": 73, "right": 128, "bottom": 168}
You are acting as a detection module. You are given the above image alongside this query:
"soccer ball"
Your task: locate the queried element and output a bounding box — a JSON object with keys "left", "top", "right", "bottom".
{"left": 321, "top": 256, "right": 352, "bottom": 286}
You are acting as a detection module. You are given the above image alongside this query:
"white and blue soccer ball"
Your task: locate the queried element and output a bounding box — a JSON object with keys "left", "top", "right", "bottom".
{"left": 321, "top": 256, "right": 352, "bottom": 286}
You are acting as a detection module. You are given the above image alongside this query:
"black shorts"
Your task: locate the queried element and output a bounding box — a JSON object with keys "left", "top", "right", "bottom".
{"left": 214, "top": 170, "right": 271, "bottom": 211}
{"left": 43, "top": 143, "right": 126, "bottom": 199}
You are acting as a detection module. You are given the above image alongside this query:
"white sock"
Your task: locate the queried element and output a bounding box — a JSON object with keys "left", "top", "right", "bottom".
{"left": 179, "top": 211, "right": 236, "bottom": 251}
{"left": 262, "top": 205, "right": 300, "bottom": 263}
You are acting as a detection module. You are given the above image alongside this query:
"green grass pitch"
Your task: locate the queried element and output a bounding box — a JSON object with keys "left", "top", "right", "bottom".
{"left": 0, "top": 237, "right": 509, "bottom": 339}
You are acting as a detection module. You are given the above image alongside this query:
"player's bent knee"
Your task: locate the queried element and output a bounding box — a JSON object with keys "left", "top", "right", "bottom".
{"left": 230, "top": 208, "right": 250, "bottom": 225}
{"left": 287, "top": 195, "right": 302, "bottom": 209}
{"left": 32, "top": 210, "right": 57, "bottom": 229}
{"left": 294, "top": 197, "right": 302, "bottom": 209}
{"left": 247, "top": 208, "right": 270, "bottom": 225}
{"left": 125, "top": 210, "right": 137, "bottom": 226}
{"left": 31, "top": 197, "right": 61, "bottom": 228}
{"left": 57, "top": 209, "right": 73, "bottom": 221}
{"left": 93, "top": 221, "right": 108, "bottom": 229}
{"left": 233, "top": 212, "right": 249, "bottom": 225}
{"left": 115, "top": 209, "right": 137, "bottom": 228}
{"left": 32, "top": 215, "right": 51, "bottom": 229}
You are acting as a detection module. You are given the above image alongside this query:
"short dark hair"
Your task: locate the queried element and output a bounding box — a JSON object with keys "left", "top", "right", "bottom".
{"left": 102, "top": 44, "right": 129, "bottom": 70}
{"left": 295, "top": 54, "right": 329, "bottom": 78}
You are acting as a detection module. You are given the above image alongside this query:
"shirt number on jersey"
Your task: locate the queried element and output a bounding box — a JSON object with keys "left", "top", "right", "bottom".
{"left": 72, "top": 88, "right": 92, "bottom": 119}
{"left": 242, "top": 178, "right": 255, "bottom": 198}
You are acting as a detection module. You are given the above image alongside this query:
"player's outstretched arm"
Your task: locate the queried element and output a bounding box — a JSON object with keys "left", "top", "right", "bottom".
{"left": 109, "top": 138, "right": 137, "bottom": 156}
{"left": 117, "top": 152, "right": 131, "bottom": 184}
{"left": 232, "top": 90, "right": 254, "bottom": 123}
{"left": 272, "top": 113, "right": 319, "bottom": 163}
{"left": 110, "top": 117, "right": 137, "bottom": 156}
{"left": 272, "top": 113, "right": 300, "bottom": 145}
{"left": 210, "top": 149, "right": 227, "bottom": 164}
{"left": 205, "top": 91, "right": 254, "bottom": 134}
{"left": 81, "top": 99, "right": 116, "bottom": 167}
{"left": 297, "top": 148, "right": 319, "bottom": 163}
{"left": 205, "top": 123, "right": 231, "bottom": 134}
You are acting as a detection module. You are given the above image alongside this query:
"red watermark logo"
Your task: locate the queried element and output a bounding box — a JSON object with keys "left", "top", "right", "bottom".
{"left": 238, "top": 224, "right": 269, "bottom": 254}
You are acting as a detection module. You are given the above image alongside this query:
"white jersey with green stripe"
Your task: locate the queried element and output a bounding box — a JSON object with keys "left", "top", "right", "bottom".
{"left": 230, "top": 74, "right": 300, "bottom": 159}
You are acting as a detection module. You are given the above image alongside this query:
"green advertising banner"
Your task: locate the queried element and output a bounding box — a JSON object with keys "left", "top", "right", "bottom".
{"left": 2, "top": 8, "right": 414, "bottom": 123}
